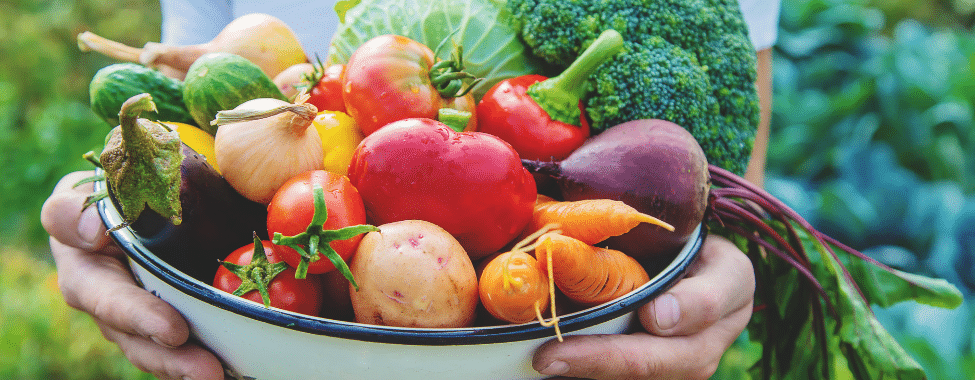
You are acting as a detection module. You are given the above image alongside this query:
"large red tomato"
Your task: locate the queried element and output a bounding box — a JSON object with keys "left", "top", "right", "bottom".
{"left": 342, "top": 34, "right": 477, "bottom": 135}
{"left": 347, "top": 118, "right": 536, "bottom": 258}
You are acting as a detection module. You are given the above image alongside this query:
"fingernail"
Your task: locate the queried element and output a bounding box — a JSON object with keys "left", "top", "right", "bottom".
{"left": 539, "top": 360, "right": 569, "bottom": 376}
{"left": 654, "top": 293, "right": 680, "bottom": 330}
{"left": 78, "top": 205, "right": 103, "bottom": 244}
{"left": 183, "top": 377, "right": 194, "bottom": 380}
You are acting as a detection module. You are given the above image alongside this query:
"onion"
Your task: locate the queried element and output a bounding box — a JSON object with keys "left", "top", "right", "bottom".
{"left": 213, "top": 97, "right": 324, "bottom": 204}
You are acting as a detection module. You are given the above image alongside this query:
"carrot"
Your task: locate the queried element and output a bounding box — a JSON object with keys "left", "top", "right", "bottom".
{"left": 478, "top": 224, "right": 563, "bottom": 340}
{"left": 527, "top": 195, "right": 674, "bottom": 245}
{"left": 535, "top": 232, "right": 651, "bottom": 307}
{"left": 479, "top": 250, "right": 549, "bottom": 324}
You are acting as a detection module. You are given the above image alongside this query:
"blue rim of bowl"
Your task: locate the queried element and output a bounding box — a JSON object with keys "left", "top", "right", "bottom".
{"left": 96, "top": 178, "right": 705, "bottom": 345}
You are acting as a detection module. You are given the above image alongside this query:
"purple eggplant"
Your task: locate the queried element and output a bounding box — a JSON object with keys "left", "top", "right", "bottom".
{"left": 101, "top": 93, "right": 267, "bottom": 282}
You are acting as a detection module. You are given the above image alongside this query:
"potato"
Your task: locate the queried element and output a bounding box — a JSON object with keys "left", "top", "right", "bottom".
{"left": 349, "top": 220, "right": 479, "bottom": 328}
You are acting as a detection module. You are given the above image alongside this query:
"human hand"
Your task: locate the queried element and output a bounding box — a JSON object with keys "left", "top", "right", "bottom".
{"left": 532, "top": 235, "right": 755, "bottom": 380}
{"left": 41, "top": 171, "right": 224, "bottom": 380}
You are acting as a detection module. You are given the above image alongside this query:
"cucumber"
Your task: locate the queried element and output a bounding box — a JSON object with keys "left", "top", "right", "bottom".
{"left": 182, "top": 52, "right": 287, "bottom": 134}
{"left": 89, "top": 63, "right": 195, "bottom": 127}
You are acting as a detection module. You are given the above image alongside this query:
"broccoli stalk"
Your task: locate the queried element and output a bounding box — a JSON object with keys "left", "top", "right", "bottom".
{"left": 526, "top": 29, "right": 623, "bottom": 126}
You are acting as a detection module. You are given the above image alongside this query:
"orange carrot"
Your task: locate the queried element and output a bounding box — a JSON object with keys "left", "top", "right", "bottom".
{"left": 478, "top": 225, "right": 564, "bottom": 340}
{"left": 527, "top": 195, "right": 674, "bottom": 245}
{"left": 535, "top": 232, "right": 651, "bottom": 307}
{"left": 479, "top": 250, "right": 549, "bottom": 324}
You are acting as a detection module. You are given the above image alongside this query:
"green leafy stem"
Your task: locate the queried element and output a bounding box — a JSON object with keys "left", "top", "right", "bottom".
{"left": 707, "top": 164, "right": 963, "bottom": 379}
{"left": 220, "top": 232, "right": 290, "bottom": 308}
{"left": 271, "top": 185, "right": 378, "bottom": 289}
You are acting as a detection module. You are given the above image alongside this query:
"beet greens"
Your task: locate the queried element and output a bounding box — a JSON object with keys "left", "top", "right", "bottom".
{"left": 709, "top": 164, "right": 962, "bottom": 379}
{"left": 524, "top": 119, "right": 962, "bottom": 379}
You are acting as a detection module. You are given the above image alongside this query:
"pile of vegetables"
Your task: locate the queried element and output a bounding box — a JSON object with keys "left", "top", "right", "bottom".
{"left": 75, "top": 1, "right": 963, "bottom": 379}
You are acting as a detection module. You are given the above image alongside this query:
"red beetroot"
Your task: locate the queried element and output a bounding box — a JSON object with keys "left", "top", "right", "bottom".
{"left": 523, "top": 119, "right": 709, "bottom": 260}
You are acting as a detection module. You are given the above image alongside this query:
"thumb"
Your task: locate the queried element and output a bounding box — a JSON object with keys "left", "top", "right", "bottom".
{"left": 41, "top": 171, "right": 115, "bottom": 253}
{"left": 531, "top": 332, "right": 723, "bottom": 380}
{"left": 641, "top": 235, "right": 755, "bottom": 336}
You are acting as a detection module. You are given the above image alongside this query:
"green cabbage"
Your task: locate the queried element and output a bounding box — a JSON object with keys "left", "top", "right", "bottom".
{"left": 327, "top": 0, "right": 548, "bottom": 101}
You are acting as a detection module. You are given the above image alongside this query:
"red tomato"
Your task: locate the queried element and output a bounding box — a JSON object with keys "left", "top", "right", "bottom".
{"left": 347, "top": 118, "right": 536, "bottom": 258}
{"left": 477, "top": 75, "right": 590, "bottom": 161}
{"left": 213, "top": 241, "right": 324, "bottom": 317}
{"left": 342, "top": 34, "right": 477, "bottom": 136}
{"left": 267, "top": 170, "right": 369, "bottom": 275}
{"left": 307, "top": 63, "right": 346, "bottom": 113}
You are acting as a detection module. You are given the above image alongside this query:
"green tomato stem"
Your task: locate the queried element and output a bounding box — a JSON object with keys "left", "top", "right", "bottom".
{"left": 527, "top": 29, "right": 624, "bottom": 126}
{"left": 428, "top": 41, "right": 481, "bottom": 98}
{"left": 438, "top": 108, "right": 472, "bottom": 132}
{"left": 271, "top": 185, "right": 377, "bottom": 289}
{"left": 223, "top": 232, "right": 290, "bottom": 308}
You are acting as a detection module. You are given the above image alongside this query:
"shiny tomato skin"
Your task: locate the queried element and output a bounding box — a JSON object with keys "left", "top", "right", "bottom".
{"left": 347, "top": 118, "right": 536, "bottom": 258}
{"left": 307, "top": 63, "right": 346, "bottom": 113}
{"left": 267, "top": 170, "right": 368, "bottom": 274}
{"left": 476, "top": 75, "right": 590, "bottom": 161}
{"left": 342, "top": 34, "right": 476, "bottom": 136}
{"left": 213, "top": 241, "right": 324, "bottom": 317}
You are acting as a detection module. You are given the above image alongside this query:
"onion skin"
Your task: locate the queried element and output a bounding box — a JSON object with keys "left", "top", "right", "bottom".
{"left": 78, "top": 14, "right": 307, "bottom": 80}
{"left": 214, "top": 98, "right": 325, "bottom": 204}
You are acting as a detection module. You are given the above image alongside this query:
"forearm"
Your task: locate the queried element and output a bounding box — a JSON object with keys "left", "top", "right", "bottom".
{"left": 745, "top": 47, "right": 772, "bottom": 187}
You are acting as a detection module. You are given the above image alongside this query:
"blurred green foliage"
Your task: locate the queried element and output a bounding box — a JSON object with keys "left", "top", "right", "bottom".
{"left": 0, "top": 0, "right": 162, "bottom": 250}
{"left": 2, "top": 0, "right": 974, "bottom": 378}
{"left": 758, "top": 0, "right": 975, "bottom": 378}
{"left": 0, "top": 0, "right": 162, "bottom": 378}
{"left": 0, "top": 248, "right": 153, "bottom": 380}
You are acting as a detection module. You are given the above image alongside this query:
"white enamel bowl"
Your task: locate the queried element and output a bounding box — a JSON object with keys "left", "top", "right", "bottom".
{"left": 97, "top": 183, "right": 705, "bottom": 380}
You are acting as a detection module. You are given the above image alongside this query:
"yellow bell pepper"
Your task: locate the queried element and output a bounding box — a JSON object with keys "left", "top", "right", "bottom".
{"left": 312, "top": 111, "right": 364, "bottom": 176}
{"left": 163, "top": 122, "right": 220, "bottom": 174}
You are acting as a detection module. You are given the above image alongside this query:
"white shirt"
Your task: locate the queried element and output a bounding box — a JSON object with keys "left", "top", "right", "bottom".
{"left": 160, "top": 0, "right": 780, "bottom": 59}
{"left": 159, "top": 0, "right": 337, "bottom": 60}
{"left": 738, "top": 0, "right": 781, "bottom": 50}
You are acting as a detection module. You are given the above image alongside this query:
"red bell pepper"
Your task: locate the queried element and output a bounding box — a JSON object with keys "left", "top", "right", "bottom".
{"left": 476, "top": 30, "right": 623, "bottom": 161}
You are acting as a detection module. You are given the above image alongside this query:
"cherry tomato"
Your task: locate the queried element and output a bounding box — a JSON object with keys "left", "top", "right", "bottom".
{"left": 348, "top": 118, "right": 536, "bottom": 258}
{"left": 213, "top": 240, "right": 324, "bottom": 317}
{"left": 306, "top": 63, "right": 346, "bottom": 113}
{"left": 476, "top": 75, "right": 590, "bottom": 161}
{"left": 342, "top": 34, "right": 477, "bottom": 136}
{"left": 267, "top": 170, "right": 370, "bottom": 276}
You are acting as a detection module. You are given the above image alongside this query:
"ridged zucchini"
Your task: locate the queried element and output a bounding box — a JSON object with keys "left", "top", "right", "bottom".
{"left": 89, "top": 63, "right": 195, "bottom": 127}
{"left": 182, "top": 53, "right": 287, "bottom": 134}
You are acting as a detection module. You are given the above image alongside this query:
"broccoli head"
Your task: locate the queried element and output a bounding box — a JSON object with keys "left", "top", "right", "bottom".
{"left": 508, "top": 0, "right": 760, "bottom": 175}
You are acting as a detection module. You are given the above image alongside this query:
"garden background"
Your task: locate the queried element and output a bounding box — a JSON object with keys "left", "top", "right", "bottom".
{"left": 1, "top": 0, "right": 973, "bottom": 378}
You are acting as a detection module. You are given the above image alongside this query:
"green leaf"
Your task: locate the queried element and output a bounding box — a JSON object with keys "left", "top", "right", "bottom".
{"left": 809, "top": 238, "right": 927, "bottom": 380}
{"left": 848, "top": 256, "right": 964, "bottom": 309}
{"left": 334, "top": 0, "right": 361, "bottom": 24}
